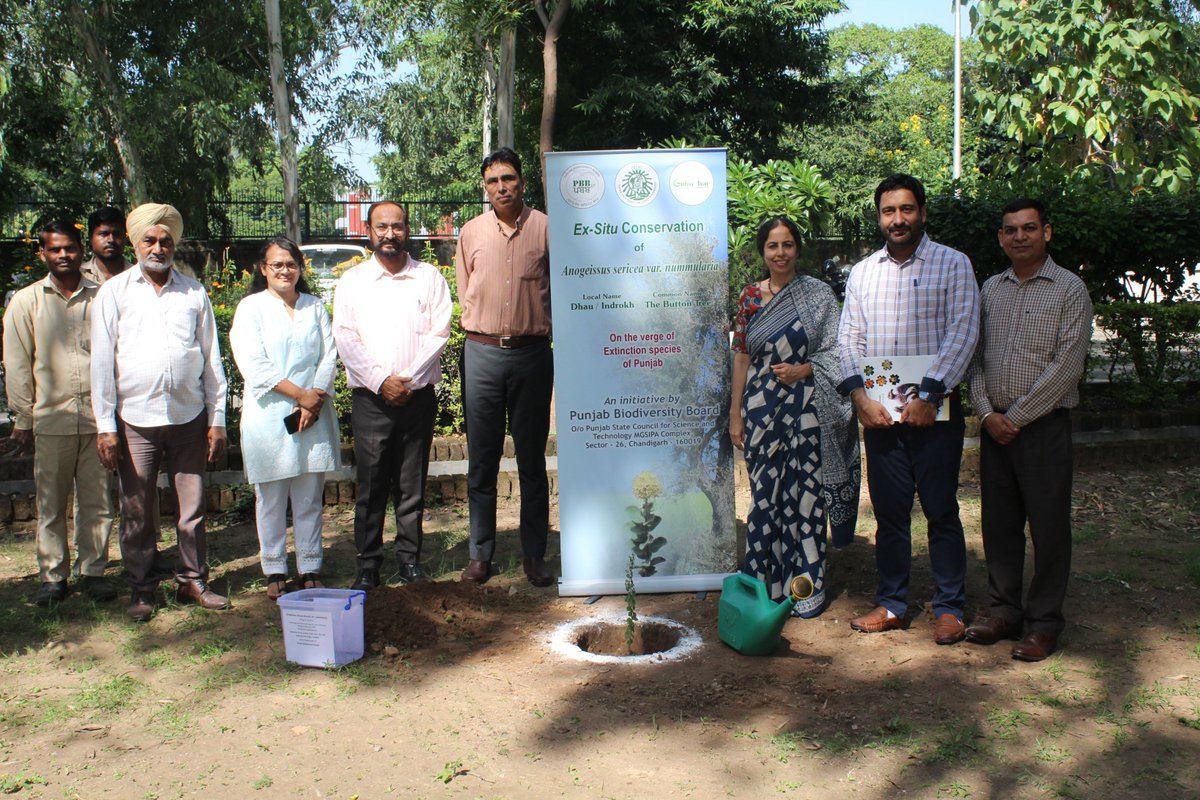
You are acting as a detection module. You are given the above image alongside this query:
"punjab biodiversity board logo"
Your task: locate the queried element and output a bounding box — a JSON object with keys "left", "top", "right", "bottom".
{"left": 559, "top": 163, "right": 604, "bottom": 209}
{"left": 615, "top": 162, "right": 659, "bottom": 207}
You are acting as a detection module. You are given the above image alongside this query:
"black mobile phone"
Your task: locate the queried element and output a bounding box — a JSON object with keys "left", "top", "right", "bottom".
{"left": 283, "top": 409, "right": 301, "bottom": 434}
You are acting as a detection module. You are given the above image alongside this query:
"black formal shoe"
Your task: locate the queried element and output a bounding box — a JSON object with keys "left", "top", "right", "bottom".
{"left": 397, "top": 564, "right": 429, "bottom": 585}
{"left": 128, "top": 590, "right": 155, "bottom": 622}
{"left": 522, "top": 557, "right": 553, "bottom": 588}
{"left": 34, "top": 581, "right": 69, "bottom": 607}
{"left": 351, "top": 568, "right": 380, "bottom": 590}
{"left": 81, "top": 575, "right": 119, "bottom": 602}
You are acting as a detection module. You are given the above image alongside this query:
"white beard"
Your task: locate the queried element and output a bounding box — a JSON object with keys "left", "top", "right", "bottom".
{"left": 139, "top": 256, "right": 172, "bottom": 273}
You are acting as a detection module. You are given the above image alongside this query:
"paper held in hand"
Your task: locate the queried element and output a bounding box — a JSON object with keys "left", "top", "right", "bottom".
{"left": 858, "top": 355, "right": 950, "bottom": 422}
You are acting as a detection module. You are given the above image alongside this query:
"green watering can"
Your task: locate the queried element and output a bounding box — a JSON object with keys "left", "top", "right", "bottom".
{"left": 718, "top": 572, "right": 815, "bottom": 656}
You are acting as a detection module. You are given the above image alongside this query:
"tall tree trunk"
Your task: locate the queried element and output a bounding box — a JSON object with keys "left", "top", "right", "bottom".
{"left": 264, "top": 0, "right": 302, "bottom": 242}
{"left": 67, "top": 2, "right": 149, "bottom": 206}
{"left": 480, "top": 35, "right": 496, "bottom": 206}
{"left": 535, "top": 0, "right": 570, "bottom": 188}
{"left": 497, "top": 26, "right": 516, "bottom": 148}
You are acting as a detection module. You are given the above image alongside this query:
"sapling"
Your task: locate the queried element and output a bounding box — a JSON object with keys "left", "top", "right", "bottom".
{"left": 625, "top": 552, "right": 638, "bottom": 655}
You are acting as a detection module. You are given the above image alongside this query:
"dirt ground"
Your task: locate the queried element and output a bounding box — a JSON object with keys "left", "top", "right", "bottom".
{"left": 0, "top": 456, "right": 1198, "bottom": 800}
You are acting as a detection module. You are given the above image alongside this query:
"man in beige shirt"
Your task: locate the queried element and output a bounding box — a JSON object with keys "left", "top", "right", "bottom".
{"left": 3, "top": 220, "right": 116, "bottom": 606}
{"left": 455, "top": 147, "right": 554, "bottom": 587}
{"left": 81, "top": 206, "right": 133, "bottom": 285}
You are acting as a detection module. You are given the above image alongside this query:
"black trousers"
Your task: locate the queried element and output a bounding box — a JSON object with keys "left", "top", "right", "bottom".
{"left": 351, "top": 386, "right": 436, "bottom": 570}
{"left": 980, "top": 409, "right": 1073, "bottom": 636}
{"left": 463, "top": 338, "right": 553, "bottom": 562}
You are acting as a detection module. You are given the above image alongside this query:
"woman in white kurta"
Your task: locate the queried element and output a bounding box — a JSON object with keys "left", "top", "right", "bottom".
{"left": 230, "top": 238, "right": 340, "bottom": 599}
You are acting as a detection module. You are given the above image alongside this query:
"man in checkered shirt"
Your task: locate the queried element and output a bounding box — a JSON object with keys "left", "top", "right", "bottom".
{"left": 837, "top": 173, "right": 980, "bottom": 645}
{"left": 964, "top": 199, "right": 1092, "bottom": 662}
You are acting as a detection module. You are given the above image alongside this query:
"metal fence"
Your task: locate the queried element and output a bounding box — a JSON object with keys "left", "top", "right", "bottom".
{"left": 2, "top": 192, "right": 488, "bottom": 243}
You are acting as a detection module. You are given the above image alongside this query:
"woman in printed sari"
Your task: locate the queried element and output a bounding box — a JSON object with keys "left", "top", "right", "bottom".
{"left": 728, "top": 217, "right": 860, "bottom": 617}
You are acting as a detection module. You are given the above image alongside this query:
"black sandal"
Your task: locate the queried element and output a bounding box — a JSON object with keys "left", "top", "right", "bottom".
{"left": 298, "top": 573, "right": 323, "bottom": 590}
{"left": 266, "top": 574, "right": 289, "bottom": 601}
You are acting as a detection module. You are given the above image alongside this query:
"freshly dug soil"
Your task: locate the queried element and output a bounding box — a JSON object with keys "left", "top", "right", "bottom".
{"left": 363, "top": 579, "right": 545, "bottom": 650}
{"left": 572, "top": 620, "right": 683, "bottom": 656}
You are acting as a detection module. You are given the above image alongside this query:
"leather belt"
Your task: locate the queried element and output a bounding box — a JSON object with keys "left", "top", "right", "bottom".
{"left": 465, "top": 332, "right": 550, "bottom": 349}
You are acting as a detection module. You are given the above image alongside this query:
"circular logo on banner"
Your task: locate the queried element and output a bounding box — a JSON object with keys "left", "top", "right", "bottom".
{"left": 669, "top": 160, "right": 715, "bottom": 206}
{"left": 559, "top": 163, "right": 604, "bottom": 209}
{"left": 615, "top": 162, "right": 660, "bottom": 207}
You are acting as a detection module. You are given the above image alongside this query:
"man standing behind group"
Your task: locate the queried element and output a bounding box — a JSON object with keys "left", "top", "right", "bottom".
{"left": 91, "top": 203, "right": 229, "bottom": 622}
{"left": 837, "top": 173, "right": 980, "bottom": 644}
{"left": 4, "top": 221, "right": 116, "bottom": 606}
{"left": 81, "top": 206, "right": 132, "bottom": 285}
{"left": 965, "top": 199, "right": 1092, "bottom": 661}
{"left": 334, "top": 201, "right": 451, "bottom": 590}
{"left": 455, "top": 147, "right": 554, "bottom": 587}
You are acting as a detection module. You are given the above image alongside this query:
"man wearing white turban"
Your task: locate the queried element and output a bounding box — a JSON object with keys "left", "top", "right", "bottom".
{"left": 91, "top": 202, "right": 230, "bottom": 622}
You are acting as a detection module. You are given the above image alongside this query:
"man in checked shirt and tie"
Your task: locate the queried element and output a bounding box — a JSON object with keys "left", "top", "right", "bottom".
{"left": 964, "top": 199, "right": 1092, "bottom": 661}
{"left": 837, "top": 173, "right": 980, "bottom": 645}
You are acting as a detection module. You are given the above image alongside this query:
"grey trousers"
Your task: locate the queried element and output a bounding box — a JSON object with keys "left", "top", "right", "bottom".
{"left": 463, "top": 338, "right": 553, "bottom": 562}
{"left": 117, "top": 412, "right": 209, "bottom": 590}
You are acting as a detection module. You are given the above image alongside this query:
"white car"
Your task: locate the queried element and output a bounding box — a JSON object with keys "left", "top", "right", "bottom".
{"left": 299, "top": 243, "right": 368, "bottom": 303}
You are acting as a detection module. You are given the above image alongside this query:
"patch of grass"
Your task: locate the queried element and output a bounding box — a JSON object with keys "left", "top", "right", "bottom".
{"left": 75, "top": 675, "right": 143, "bottom": 713}
{"left": 253, "top": 774, "right": 273, "bottom": 790}
{"left": 986, "top": 708, "right": 1031, "bottom": 740}
{"left": 938, "top": 783, "right": 972, "bottom": 798}
{"left": 1041, "top": 657, "right": 1066, "bottom": 681}
{"left": 919, "top": 723, "right": 982, "bottom": 766}
{"left": 150, "top": 701, "right": 195, "bottom": 739}
{"left": 1072, "top": 521, "right": 1103, "bottom": 544}
{"left": 331, "top": 659, "right": 385, "bottom": 697}
{"left": 1123, "top": 681, "right": 1175, "bottom": 714}
{"left": 190, "top": 637, "right": 236, "bottom": 663}
{"left": 0, "top": 772, "right": 47, "bottom": 792}
{"left": 1034, "top": 736, "right": 1071, "bottom": 763}
{"left": 1179, "top": 704, "right": 1200, "bottom": 731}
{"left": 770, "top": 730, "right": 818, "bottom": 763}
{"left": 881, "top": 677, "right": 909, "bottom": 691}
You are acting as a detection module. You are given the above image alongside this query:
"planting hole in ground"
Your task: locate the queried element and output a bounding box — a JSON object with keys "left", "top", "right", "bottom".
{"left": 572, "top": 620, "right": 682, "bottom": 656}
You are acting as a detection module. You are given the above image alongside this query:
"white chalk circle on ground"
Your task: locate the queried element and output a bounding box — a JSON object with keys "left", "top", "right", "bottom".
{"left": 548, "top": 613, "right": 703, "bottom": 664}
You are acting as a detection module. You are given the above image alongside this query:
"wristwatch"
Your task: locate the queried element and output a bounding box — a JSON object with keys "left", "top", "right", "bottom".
{"left": 917, "top": 390, "right": 943, "bottom": 406}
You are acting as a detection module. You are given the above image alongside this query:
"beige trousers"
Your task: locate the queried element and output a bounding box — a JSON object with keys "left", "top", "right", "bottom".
{"left": 34, "top": 433, "right": 115, "bottom": 583}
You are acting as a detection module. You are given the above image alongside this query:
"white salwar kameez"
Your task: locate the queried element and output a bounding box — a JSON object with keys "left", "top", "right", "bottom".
{"left": 230, "top": 291, "right": 340, "bottom": 576}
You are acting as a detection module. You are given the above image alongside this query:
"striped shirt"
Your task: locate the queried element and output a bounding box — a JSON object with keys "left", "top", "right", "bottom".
{"left": 333, "top": 254, "right": 452, "bottom": 392}
{"left": 837, "top": 234, "right": 980, "bottom": 396}
{"left": 967, "top": 256, "right": 1093, "bottom": 428}
{"left": 454, "top": 206, "right": 551, "bottom": 337}
{"left": 90, "top": 266, "right": 227, "bottom": 433}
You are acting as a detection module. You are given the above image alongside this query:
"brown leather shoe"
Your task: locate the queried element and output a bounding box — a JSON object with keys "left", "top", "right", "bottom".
{"left": 175, "top": 578, "right": 230, "bottom": 610}
{"left": 934, "top": 613, "right": 966, "bottom": 645}
{"left": 965, "top": 616, "right": 1021, "bottom": 645}
{"left": 460, "top": 559, "right": 491, "bottom": 584}
{"left": 1011, "top": 630, "right": 1057, "bottom": 662}
{"left": 128, "top": 590, "right": 155, "bottom": 622}
{"left": 850, "top": 606, "right": 909, "bottom": 633}
{"left": 522, "top": 557, "right": 553, "bottom": 588}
